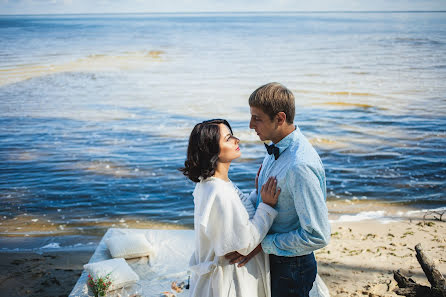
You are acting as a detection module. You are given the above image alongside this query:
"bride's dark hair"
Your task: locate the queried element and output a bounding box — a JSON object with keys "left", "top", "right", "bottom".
{"left": 180, "top": 119, "right": 233, "bottom": 183}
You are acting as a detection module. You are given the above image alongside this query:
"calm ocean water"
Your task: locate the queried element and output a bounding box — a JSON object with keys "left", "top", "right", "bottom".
{"left": 0, "top": 12, "right": 445, "bottom": 249}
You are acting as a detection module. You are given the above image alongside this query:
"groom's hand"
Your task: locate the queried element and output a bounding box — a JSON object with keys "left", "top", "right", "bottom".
{"left": 224, "top": 251, "right": 243, "bottom": 265}
{"left": 237, "top": 244, "right": 262, "bottom": 267}
{"left": 224, "top": 244, "right": 263, "bottom": 267}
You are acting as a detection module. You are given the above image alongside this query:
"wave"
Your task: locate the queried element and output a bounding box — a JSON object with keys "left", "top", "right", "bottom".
{"left": 0, "top": 238, "right": 99, "bottom": 253}
{"left": 405, "top": 206, "right": 446, "bottom": 216}
{"left": 325, "top": 91, "right": 376, "bottom": 97}
{"left": 309, "top": 136, "right": 349, "bottom": 150}
{"left": 292, "top": 89, "right": 379, "bottom": 98}
{"left": 307, "top": 132, "right": 394, "bottom": 152}
{"left": 330, "top": 211, "right": 400, "bottom": 224}
{"left": 322, "top": 102, "right": 375, "bottom": 109}
{"left": 73, "top": 160, "right": 150, "bottom": 178}
{"left": 40, "top": 242, "right": 61, "bottom": 249}
{"left": 329, "top": 206, "right": 446, "bottom": 224}
{"left": 232, "top": 130, "right": 264, "bottom": 143}
{"left": 0, "top": 50, "right": 166, "bottom": 86}
{"left": 392, "top": 37, "right": 442, "bottom": 46}
{"left": 6, "top": 149, "right": 47, "bottom": 162}
{"left": 351, "top": 71, "right": 371, "bottom": 75}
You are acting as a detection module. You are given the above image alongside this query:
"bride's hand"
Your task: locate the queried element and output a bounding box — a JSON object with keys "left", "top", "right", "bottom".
{"left": 261, "top": 176, "right": 280, "bottom": 207}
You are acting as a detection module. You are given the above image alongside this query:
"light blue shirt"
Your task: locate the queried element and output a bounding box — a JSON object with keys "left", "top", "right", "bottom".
{"left": 251, "top": 126, "right": 330, "bottom": 257}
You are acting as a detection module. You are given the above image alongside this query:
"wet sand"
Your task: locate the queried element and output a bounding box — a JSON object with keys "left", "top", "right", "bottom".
{"left": 0, "top": 251, "right": 91, "bottom": 297}
{"left": 0, "top": 217, "right": 444, "bottom": 297}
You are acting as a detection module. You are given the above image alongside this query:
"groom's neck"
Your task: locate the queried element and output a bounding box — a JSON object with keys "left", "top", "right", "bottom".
{"left": 271, "top": 124, "right": 295, "bottom": 144}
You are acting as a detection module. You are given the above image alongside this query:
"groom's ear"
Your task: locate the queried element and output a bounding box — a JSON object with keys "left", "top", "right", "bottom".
{"left": 276, "top": 112, "right": 287, "bottom": 126}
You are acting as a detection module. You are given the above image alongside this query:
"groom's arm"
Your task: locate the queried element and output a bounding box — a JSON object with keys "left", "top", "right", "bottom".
{"left": 261, "top": 163, "right": 330, "bottom": 256}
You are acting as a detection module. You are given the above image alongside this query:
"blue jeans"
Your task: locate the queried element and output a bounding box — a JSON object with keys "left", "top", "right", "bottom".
{"left": 270, "top": 253, "right": 317, "bottom": 297}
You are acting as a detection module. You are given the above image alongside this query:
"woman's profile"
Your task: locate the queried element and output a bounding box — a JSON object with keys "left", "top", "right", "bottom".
{"left": 181, "top": 119, "right": 280, "bottom": 297}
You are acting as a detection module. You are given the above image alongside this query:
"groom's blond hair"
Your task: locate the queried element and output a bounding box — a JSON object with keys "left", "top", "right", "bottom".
{"left": 248, "top": 82, "right": 295, "bottom": 124}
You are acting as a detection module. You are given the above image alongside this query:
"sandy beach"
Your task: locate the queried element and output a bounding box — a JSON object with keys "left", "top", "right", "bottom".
{"left": 1, "top": 214, "right": 444, "bottom": 297}
{"left": 317, "top": 217, "right": 445, "bottom": 296}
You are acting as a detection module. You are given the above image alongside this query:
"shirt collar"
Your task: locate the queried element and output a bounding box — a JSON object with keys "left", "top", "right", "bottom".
{"left": 272, "top": 125, "right": 299, "bottom": 155}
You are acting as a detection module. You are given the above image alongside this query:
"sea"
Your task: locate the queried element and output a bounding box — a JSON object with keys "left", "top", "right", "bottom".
{"left": 0, "top": 11, "right": 445, "bottom": 251}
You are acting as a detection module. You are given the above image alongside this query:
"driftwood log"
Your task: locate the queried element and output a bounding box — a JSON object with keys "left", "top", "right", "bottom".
{"left": 394, "top": 243, "right": 446, "bottom": 297}
{"left": 423, "top": 211, "right": 445, "bottom": 223}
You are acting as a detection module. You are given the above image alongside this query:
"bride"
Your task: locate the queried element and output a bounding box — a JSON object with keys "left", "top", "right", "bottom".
{"left": 181, "top": 119, "right": 280, "bottom": 297}
{"left": 181, "top": 119, "right": 330, "bottom": 297}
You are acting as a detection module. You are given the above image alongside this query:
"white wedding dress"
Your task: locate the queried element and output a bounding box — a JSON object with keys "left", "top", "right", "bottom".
{"left": 188, "top": 177, "right": 329, "bottom": 297}
{"left": 189, "top": 177, "right": 278, "bottom": 297}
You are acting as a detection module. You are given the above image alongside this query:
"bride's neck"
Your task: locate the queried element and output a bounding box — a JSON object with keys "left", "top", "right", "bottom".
{"left": 213, "top": 161, "right": 230, "bottom": 182}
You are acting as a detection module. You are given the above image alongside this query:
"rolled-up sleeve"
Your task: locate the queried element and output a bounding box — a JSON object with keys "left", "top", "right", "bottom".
{"left": 261, "top": 163, "right": 330, "bottom": 256}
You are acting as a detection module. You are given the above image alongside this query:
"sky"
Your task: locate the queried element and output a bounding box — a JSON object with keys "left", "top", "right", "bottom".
{"left": 0, "top": 0, "right": 445, "bottom": 15}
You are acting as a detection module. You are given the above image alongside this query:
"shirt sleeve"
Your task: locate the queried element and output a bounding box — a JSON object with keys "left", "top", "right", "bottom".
{"left": 261, "top": 163, "right": 331, "bottom": 256}
{"left": 204, "top": 184, "right": 278, "bottom": 257}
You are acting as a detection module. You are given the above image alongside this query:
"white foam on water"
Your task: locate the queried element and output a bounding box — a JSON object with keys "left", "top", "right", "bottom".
{"left": 2, "top": 241, "right": 98, "bottom": 253}
{"left": 41, "top": 242, "right": 61, "bottom": 249}
{"left": 406, "top": 206, "right": 446, "bottom": 216}
{"left": 233, "top": 129, "right": 263, "bottom": 143}
{"left": 331, "top": 210, "right": 400, "bottom": 224}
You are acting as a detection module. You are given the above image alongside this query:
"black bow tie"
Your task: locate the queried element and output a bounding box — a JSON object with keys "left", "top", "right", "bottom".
{"left": 264, "top": 143, "right": 280, "bottom": 160}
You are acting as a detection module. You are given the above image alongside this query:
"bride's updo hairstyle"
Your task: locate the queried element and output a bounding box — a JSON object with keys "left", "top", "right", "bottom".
{"left": 180, "top": 119, "right": 233, "bottom": 183}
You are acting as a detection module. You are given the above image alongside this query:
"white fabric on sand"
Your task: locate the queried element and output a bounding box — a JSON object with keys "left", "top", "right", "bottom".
{"left": 70, "top": 227, "right": 330, "bottom": 297}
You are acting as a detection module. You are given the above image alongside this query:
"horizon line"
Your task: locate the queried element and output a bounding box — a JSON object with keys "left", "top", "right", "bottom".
{"left": 1, "top": 10, "right": 446, "bottom": 17}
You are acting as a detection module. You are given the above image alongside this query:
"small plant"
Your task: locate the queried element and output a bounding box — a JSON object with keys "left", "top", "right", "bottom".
{"left": 87, "top": 273, "right": 112, "bottom": 297}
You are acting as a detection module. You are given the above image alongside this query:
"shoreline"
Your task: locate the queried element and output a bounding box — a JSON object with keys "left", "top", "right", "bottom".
{"left": 1, "top": 202, "right": 444, "bottom": 250}
{"left": 1, "top": 216, "right": 444, "bottom": 297}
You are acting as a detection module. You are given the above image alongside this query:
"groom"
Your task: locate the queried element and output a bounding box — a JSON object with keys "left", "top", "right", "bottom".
{"left": 226, "top": 82, "right": 330, "bottom": 297}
